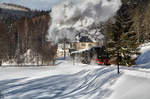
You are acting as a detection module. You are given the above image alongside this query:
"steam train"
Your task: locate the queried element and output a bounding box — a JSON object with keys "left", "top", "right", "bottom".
{"left": 70, "top": 46, "right": 111, "bottom": 65}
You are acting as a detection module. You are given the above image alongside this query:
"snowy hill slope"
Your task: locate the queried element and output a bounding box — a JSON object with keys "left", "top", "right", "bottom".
{"left": 0, "top": 3, "right": 32, "bottom": 20}
{"left": 0, "top": 0, "right": 61, "bottom": 10}
{"left": 0, "top": 3, "right": 30, "bottom": 11}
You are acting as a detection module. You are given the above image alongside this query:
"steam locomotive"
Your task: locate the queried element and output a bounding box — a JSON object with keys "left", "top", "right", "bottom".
{"left": 71, "top": 46, "right": 110, "bottom": 65}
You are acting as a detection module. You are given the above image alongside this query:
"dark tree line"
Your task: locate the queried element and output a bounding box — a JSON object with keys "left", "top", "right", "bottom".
{"left": 0, "top": 8, "right": 57, "bottom": 66}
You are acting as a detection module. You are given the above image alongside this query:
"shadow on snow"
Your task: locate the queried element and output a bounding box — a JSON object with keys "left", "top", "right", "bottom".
{"left": 0, "top": 67, "right": 122, "bottom": 99}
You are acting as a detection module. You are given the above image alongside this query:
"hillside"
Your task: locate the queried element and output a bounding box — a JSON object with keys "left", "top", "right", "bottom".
{"left": 0, "top": 0, "right": 59, "bottom": 10}
{"left": 0, "top": 3, "right": 30, "bottom": 11}
{"left": 0, "top": 3, "right": 32, "bottom": 20}
{"left": 0, "top": 4, "right": 56, "bottom": 66}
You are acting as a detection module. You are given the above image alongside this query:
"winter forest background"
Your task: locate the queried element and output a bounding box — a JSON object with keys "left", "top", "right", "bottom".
{"left": 0, "top": 0, "right": 150, "bottom": 66}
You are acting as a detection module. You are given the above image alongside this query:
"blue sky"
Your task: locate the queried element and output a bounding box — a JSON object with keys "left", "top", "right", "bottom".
{"left": 0, "top": 0, "right": 63, "bottom": 10}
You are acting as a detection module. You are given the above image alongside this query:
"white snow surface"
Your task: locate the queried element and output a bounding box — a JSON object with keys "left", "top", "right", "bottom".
{"left": 0, "top": 60, "right": 119, "bottom": 99}
{"left": 0, "top": 0, "right": 62, "bottom": 10}
{"left": 0, "top": 3, "right": 29, "bottom": 11}
{"left": 107, "top": 70, "right": 150, "bottom": 99}
{"left": 1, "top": 58, "right": 150, "bottom": 99}
{"left": 136, "top": 43, "right": 150, "bottom": 68}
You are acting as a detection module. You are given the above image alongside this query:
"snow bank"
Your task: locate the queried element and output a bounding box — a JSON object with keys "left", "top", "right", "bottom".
{"left": 138, "top": 43, "right": 150, "bottom": 53}
{"left": 107, "top": 69, "right": 150, "bottom": 99}
{"left": 136, "top": 43, "right": 150, "bottom": 68}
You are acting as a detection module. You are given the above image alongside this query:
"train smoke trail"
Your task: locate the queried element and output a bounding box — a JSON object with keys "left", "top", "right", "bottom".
{"left": 48, "top": 0, "right": 122, "bottom": 43}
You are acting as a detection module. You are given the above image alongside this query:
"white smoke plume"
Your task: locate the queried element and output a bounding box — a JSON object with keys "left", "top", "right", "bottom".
{"left": 48, "top": 0, "right": 122, "bottom": 43}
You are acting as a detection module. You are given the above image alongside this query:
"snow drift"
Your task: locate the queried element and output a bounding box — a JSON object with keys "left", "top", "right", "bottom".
{"left": 136, "top": 43, "right": 150, "bottom": 68}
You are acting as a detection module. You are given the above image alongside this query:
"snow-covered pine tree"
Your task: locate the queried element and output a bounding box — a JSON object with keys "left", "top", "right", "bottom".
{"left": 105, "top": 1, "right": 140, "bottom": 66}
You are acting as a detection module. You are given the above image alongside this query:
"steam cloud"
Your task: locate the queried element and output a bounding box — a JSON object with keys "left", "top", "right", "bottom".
{"left": 48, "top": 0, "right": 122, "bottom": 43}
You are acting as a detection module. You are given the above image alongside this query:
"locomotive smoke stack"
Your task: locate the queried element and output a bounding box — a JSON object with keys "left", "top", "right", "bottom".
{"left": 48, "top": 0, "right": 122, "bottom": 43}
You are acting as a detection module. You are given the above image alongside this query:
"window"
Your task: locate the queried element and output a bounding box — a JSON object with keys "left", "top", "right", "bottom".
{"left": 88, "top": 44, "right": 92, "bottom": 47}
{"left": 81, "top": 43, "right": 86, "bottom": 46}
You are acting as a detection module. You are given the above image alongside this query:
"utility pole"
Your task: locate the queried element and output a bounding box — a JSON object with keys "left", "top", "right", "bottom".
{"left": 117, "top": 39, "right": 121, "bottom": 74}
{"left": 63, "top": 40, "right": 66, "bottom": 60}
{"left": 117, "top": 51, "right": 120, "bottom": 74}
{"left": 0, "top": 60, "right": 2, "bottom": 66}
{"left": 0, "top": 90, "right": 2, "bottom": 99}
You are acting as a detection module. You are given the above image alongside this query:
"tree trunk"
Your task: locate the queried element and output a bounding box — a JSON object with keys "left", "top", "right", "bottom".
{"left": 0, "top": 60, "right": 2, "bottom": 66}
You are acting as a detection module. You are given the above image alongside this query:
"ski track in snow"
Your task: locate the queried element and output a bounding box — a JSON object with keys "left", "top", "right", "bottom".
{"left": 0, "top": 62, "right": 121, "bottom": 99}
{"left": 1, "top": 61, "right": 150, "bottom": 99}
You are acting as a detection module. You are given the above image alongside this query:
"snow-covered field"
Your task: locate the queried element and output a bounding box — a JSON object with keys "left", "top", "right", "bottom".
{"left": 0, "top": 60, "right": 119, "bottom": 99}
{"left": 0, "top": 44, "right": 150, "bottom": 99}
{"left": 0, "top": 61, "right": 150, "bottom": 99}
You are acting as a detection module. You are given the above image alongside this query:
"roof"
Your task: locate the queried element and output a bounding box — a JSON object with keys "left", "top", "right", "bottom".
{"left": 73, "top": 33, "right": 100, "bottom": 43}
{"left": 79, "top": 36, "right": 93, "bottom": 42}
{"left": 71, "top": 46, "right": 104, "bottom": 54}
